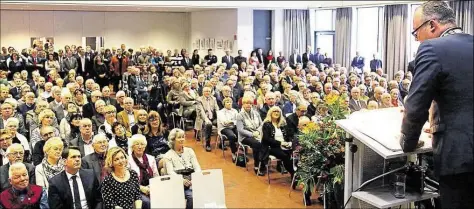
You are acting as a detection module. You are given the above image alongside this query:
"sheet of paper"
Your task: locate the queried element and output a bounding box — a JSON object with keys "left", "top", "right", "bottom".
{"left": 348, "top": 108, "right": 430, "bottom": 152}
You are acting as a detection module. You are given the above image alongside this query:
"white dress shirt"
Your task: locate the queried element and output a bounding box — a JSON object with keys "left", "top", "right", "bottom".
{"left": 127, "top": 111, "right": 135, "bottom": 128}
{"left": 217, "top": 108, "right": 238, "bottom": 133}
{"left": 65, "top": 171, "right": 89, "bottom": 209}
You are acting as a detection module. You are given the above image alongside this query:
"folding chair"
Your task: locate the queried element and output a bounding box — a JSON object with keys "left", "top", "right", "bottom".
{"left": 149, "top": 175, "right": 186, "bottom": 208}
{"left": 235, "top": 141, "right": 251, "bottom": 171}
{"left": 192, "top": 169, "right": 227, "bottom": 208}
{"left": 215, "top": 133, "right": 228, "bottom": 159}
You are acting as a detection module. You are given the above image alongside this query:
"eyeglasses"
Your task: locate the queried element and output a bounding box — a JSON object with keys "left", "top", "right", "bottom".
{"left": 105, "top": 111, "right": 115, "bottom": 114}
{"left": 411, "top": 19, "right": 432, "bottom": 39}
{"left": 8, "top": 151, "right": 24, "bottom": 156}
{"left": 42, "top": 132, "right": 54, "bottom": 138}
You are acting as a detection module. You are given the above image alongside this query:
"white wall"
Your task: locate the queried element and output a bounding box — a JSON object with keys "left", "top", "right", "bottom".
{"left": 190, "top": 9, "right": 237, "bottom": 59}
{"left": 236, "top": 8, "right": 253, "bottom": 57}
{"left": 272, "top": 9, "right": 284, "bottom": 55}
{"left": 0, "top": 10, "right": 189, "bottom": 51}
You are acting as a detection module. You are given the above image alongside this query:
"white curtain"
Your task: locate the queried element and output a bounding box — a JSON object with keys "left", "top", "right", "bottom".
{"left": 382, "top": 4, "right": 408, "bottom": 79}
{"left": 283, "top": 10, "right": 311, "bottom": 57}
{"left": 449, "top": 0, "right": 474, "bottom": 35}
{"left": 335, "top": 8, "right": 352, "bottom": 68}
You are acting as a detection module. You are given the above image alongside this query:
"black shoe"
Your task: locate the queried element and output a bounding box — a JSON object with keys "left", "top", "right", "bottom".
{"left": 205, "top": 145, "right": 212, "bottom": 152}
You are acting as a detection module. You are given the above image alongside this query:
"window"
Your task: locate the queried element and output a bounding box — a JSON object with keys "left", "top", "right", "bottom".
{"left": 408, "top": 4, "right": 422, "bottom": 61}
{"left": 355, "top": 7, "right": 384, "bottom": 70}
{"left": 315, "top": 9, "right": 336, "bottom": 31}
{"left": 314, "top": 9, "right": 336, "bottom": 59}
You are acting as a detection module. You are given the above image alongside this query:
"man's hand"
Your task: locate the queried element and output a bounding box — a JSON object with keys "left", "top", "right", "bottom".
{"left": 183, "top": 179, "right": 192, "bottom": 187}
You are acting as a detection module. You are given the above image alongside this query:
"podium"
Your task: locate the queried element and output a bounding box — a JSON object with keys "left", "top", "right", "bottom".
{"left": 336, "top": 108, "right": 439, "bottom": 208}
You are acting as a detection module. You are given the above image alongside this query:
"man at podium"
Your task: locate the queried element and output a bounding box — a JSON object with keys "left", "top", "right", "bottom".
{"left": 400, "top": 1, "right": 473, "bottom": 209}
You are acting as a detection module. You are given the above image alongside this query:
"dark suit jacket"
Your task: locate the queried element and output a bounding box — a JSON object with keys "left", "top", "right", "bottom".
{"left": 400, "top": 33, "right": 473, "bottom": 177}
{"left": 221, "top": 55, "right": 234, "bottom": 69}
{"left": 286, "top": 113, "right": 299, "bottom": 140}
{"left": 0, "top": 163, "right": 36, "bottom": 192}
{"left": 351, "top": 56, "right": 365, "bottom": 69}
{"left": 407, "top": 60, "right": 415, "bottom": 74}
{"left": 81, "top": 152, "right": 103, "bottom": 181}
{"left": 289, "top": 54, "right": 302, "bottom": 68}
{"left": 103, "top": 97, "right": 117, "bottom": 106}
{"left": 302, "top": 52, "right": 313, "bottom": 68}
{"left": 234, "top": 56, "right": 247, "bottom": 67}
{"left": 181, "top": 57, "right": 193, "bottom": 69}
{"left": 204, "top": 55, "right": 218, "bottom": 65}
{"left": 82, "top": 102, "right": 96, "bottom": 119}
{"left": 48, "top": 169, "right": 103, "bottom": 209}
{"left": 370, "top": 59, "right": 382, "bottom": 72}
{"left": 69, "top": 135, "right": 91, "bottom": 157}
{"left": 348, "top": 98, "right": 367, "bottom": 113}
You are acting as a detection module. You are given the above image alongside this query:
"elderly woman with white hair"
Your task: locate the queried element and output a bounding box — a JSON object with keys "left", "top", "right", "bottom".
{"left": 3, "top": 99, "right": 27, "bottom": 136}
{"left": 4, "top": 118, "right": 31, "bottom": 160}
{"left": 35, "top": 137, "right": 65, "bottom": 190}
{"left": 128, "top": 134, "right": 159, "bottom": 209}
{"left": 30, "top": 109, "right": 60, "bottom": 149}
{"left": 163, "top": 128, "right": 201, "bottom": 209}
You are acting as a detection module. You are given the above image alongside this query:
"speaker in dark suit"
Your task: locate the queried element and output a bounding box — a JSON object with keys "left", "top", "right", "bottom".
{"left": 181, "top": 54, "right": 193, "bottom": 69}
{"left": 400, "top": 4, "right": 473, "bottom": 208}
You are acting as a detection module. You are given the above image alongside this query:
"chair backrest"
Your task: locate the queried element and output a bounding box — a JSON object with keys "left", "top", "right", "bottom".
{"left": 149, "top": 175, "right": 186, "bottom": 208}
{"left": 191, "top": 169, "right": 226, "bottom": 208}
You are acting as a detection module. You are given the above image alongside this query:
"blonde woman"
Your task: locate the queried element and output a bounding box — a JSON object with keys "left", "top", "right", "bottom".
{"left": 5, "top": 118, "right": 30, "bottom": 158}
{"left": 30, "top": 109, "right": 60, "bottom": 149}
{"left": 35, "top": 137, "right": 65, "bottom": 190}
{"left": 163, "top": 128, "right": 201, "bottom": 209}
{"left": 128, "top": 134, "right": 159, "bottom": 209}
{"left": 101, "top": 147, "right": 142, "bottom": 209}
{"left": 261, "top": 106, "right": 294, "bottom": 176}
{"left": 131, "top": 109, "right": 148, "bottom": 135}
{"left": 98, "top": 105, "right": 117, "bottom": 138}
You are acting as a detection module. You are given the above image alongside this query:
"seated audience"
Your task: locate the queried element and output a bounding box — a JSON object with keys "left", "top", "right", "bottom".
{"left": 81, "top": 134, "right": 109, "bottom": 182}
{"left": 35, "top": 137, "right": 65, "bottom": 191}
{"left": 131, "top": 109, "right": 148, "bottom": 135}
{"left": 164, "top": 128, "right": 201, "bottom": 209}
{"left": 261, "top": 106, "right": 295, "bottom": 176}
{"left": 30, "top": 109, "right": 60, "bottom": 149}
{"left": 101, "top": 147, "right": 142, "bottom": 209}
{"left": 196, "top": 87, "right": 219, "bottom": 152}
{"left": 4, "top": 118, "right": 30, "bottom": 162}
{"left": 48, "top": 146, "right": 103, "bottom": 209}
{"left": 108, "top": 122, "right": 130, "bottom": 153}
{"left": 217, "top": 97, "right": 239, "bottom": 159}
{"left": 236, "top": 96, "right": 264, "bottom": 175}
{"left": 0, "top": 144, "right": 36, "bottom": 192}
{"left": 69, "top": 118, "right": 95, "bottom": 157}
{"left": 0, "top": 162, "right": 48, "bottom": 209}
{"left": 128, "top": 134, "right": 159, "bottom": 209}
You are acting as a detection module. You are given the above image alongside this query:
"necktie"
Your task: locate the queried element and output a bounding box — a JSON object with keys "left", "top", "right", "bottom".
{"left": 72, "top": 175, "right": 82, "bottom": 209}
{"left": 356, "top": 100, "right": 360, "bottom": 109}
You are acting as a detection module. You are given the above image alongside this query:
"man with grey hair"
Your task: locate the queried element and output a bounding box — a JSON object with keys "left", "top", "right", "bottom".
{"left": 0, "top": 144, "right": 36, "bottom": 192}
{"left": 82, "top": 134, "right": 109, "bottom": 182}
{"left": 400, "top": 1, "right": 473, "bottom": 208}
{"left": 0, "top": 162, "right": 48, "bottom": 208}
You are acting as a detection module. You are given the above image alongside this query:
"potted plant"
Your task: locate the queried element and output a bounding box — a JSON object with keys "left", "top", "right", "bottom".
{"left": 296, "top": 92, "right": 349, "bottom": 208}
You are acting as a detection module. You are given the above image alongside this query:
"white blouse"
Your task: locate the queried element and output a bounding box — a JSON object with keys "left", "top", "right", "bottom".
{"left": 163, "top": 147, "right": 201, "bottom": 175}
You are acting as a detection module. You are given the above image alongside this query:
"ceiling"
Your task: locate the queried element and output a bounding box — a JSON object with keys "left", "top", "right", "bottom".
{"left": 0, "top": 1, "right": 420, "bottom": 12}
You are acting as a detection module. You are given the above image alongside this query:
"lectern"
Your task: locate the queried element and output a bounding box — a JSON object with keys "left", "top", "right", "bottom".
{"left": 336, "top": 108, "right": 439, "bottom": 208}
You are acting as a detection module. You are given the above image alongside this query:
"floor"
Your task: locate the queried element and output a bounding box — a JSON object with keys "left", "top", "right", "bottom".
{"left": 183, "top": 131, "right": 323, "bottom": 208}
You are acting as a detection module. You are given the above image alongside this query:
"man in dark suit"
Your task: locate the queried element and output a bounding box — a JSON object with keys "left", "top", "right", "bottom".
{"left": 0, "top": 144, "right": 35, "bottom": 192}
{"left": 204, "top": 49, "right": 218, "bottom": 65}
{"left": 181, "top": 52, "right": 193, "bottom": 69}
{"left": 369, "top": 54, "right": 382, "bottom": 72}
{"left": 400, "top": 2, "right": 474, "bottom": 208}
{"left": 82, "top": 90, "right": 101, "bottom": 119}
{"left": 63, "top": 50, "right": 78, "bottom": 73}
{"left": 351, "top": 52, "right": 365, "bottom": 76}
{"left": 70, "top": 118, "right": 95, "bottom": 157}
{"left": 221, "top": 50, "right": 234, "bottom": 70}
{"left": 302, "top": 45, "right": 313, "bottom": 69}
{"left": 289, "top": 49, "right": 302, "bottom": 69}
{"left": 313, "top": 47, "right": 325, "bottom": 66}
{"left": 82, "top": 134, "right": 108, "bottom": 182}
{"left": 234, "top": 50, "right": 247, "bottom": 67}
{"left": 286, "top": 104, "right": 307, "bottom": 140}
{"left": 48, "top": 146, "right": 103, "bottom": 209}
{"left": 348, "top": 87, "right": 367, "bottom": 113}
{"left": 101, "top": 86, "right": 117, "bottom": 106}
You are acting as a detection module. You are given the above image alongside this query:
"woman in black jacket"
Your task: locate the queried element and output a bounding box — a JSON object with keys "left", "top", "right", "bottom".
{"left": 261, "top": 106, "right": 295, "bottom": 177}
{"left": 191, "top": 49, "right": 200, "bottom": 66}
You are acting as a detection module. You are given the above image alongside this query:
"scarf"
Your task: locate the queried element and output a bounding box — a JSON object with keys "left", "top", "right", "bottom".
{"left": 41, "top": 158, "right": 64, "bottom": 180}
{"left": 132, "top": 153, "right": 153, "bottom": 186}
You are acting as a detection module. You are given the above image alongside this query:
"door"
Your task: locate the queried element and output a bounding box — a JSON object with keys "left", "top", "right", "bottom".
{"left": 253, "top": 10, "right": 272, "bottom": 54}
{"left": 314, "top": 31, "right": 335, "bottom": 60}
